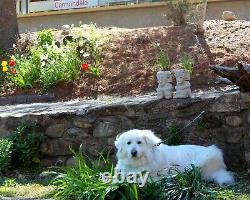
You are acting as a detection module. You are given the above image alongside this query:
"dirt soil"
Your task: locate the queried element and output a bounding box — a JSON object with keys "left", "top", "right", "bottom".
{"left": 3, "top": 20, "right": 250, "bottom": 101}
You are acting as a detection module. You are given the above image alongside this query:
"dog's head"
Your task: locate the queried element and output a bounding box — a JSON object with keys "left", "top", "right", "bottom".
{"left": 115, "top": 129, "right": 162, "bottom": 164}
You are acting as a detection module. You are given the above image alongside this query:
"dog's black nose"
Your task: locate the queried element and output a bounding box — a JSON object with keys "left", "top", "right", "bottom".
{"left": 131, "top": 150, "right": 137, "bottom": 157}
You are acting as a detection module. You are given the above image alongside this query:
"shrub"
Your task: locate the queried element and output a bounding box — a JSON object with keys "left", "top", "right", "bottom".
{"left": 155, "top": 47, "right": 171, "bottom": 71}
{"left": 37, "top": 29, "right": 54, "bottom": 47}
{"left": 165, "top": 0, "right": 191, "bottom": 26}
{"left": 10, "top": 41, "right": 81, "bottom": 90}
{"left": 10, "top": 122, "right": 45, "bottom": 168}
{"left": 180, "top": 54, "right": 194, "bottom": 74}
{"left": 0, "top": 139, "right": 12, "bottom": 173}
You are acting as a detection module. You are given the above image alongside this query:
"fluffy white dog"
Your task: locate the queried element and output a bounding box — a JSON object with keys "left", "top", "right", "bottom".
{"left": 115, "top": 129, "right": 234, "bottom": 186}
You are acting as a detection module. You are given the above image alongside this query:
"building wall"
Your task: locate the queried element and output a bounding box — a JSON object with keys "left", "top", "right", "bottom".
{"left": 18, "top": 0, "right": 250, "bottom": 33}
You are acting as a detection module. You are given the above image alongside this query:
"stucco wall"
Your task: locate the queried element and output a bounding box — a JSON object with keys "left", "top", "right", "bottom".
{"left": 17, "top": 0, "right": 250, "bottom": 33}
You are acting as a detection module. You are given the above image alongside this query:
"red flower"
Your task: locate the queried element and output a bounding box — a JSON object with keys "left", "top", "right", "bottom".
{"left": 10, "top": 69, "right": 17, "bottom": 75}
{"left": 9, "top": 59, "right": 15, "bottom": 67}
{"left": 81, "top": 63, "right": 89, "bottom": 71}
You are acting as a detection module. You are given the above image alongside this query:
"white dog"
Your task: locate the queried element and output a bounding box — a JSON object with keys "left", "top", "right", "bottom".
{"left": 115, "top": 129, "right": 234, "bottom": 186}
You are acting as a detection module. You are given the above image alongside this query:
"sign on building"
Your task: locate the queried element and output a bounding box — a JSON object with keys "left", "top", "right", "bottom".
{"left": 53, "top": 0, "right": 98, "bottom": 10}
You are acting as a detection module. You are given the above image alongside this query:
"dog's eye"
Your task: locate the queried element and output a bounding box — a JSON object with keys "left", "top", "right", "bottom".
{"left": 127, "top": 141, "right": 131, "bottom": 145}
{"left": 137, "top": 141, "right": 142, "bottom": 144}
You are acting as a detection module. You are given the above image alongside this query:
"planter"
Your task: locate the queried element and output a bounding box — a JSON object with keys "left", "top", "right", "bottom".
{"left": 156, "top": 70, "right": 173, "bottom": 99}
{"left": 173, "top": 69, "right": 191, "bottom": 99}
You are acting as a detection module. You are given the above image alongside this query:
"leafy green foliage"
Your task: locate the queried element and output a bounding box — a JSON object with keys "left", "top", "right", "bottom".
{"left": 155, "top": 48, "right": 171, "bottom": 71}
{"left": 37, "top": 29, "right": 54, "bottom": 46}
{"left": 161, "top": 165, "right": 215, "bottom": 200}
{"left": 167, "top": 124, "right": 182, "bottom": 145}
{"left": 197, "top": 120, "right": 209, "bottom": 132}
{"left": 10, "top": 42, "right": 80, "bottom": 91}
{"left": 107, "top": 183, "right": 139, "bottom": 200}
{"left": 10, "top": 122, "right": 45, "bottom": 168}
{"left": 0, "top": 139, "right": 12, "bottom": 173}
{"left": 180, "top": 54, "right": 194, "bottom": 74}
{"left": 139, "top": 179, "right": 167, "bottom": 200}
{"left": 52, "top": 148, "right": 114, "bottom": 200}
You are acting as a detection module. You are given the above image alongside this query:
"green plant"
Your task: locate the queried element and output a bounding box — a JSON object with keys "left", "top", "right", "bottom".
{"left": 37, "top": 29, "right": 54, "bottom": 46}
{"left": 0, "top": 139, "right": 12, "bottom": 173}
{"left": 52, "top": 146, "right": 141, "bottom": 200}
{"left": 10, "top": 41, "right": 81, "bottom": 91}
{"left": 167, "top": 124, "right": 182, "bottom": 145}
{"left": 139, "top": 179, "right": 168, "bottom": 200}
{"left": 196, "top": 120, "right": 208, "bottom": 132}
{"left": 161, "top": 165, "right": 216, "bottom": 200}
{"left": 180, "top": 54, "right": 194, "bottom": 74}
{"left": 76, "top": 24, "right": 107, "bottom": 77}
{"left": 10, "top": 122, "right": 45, "bottom": 168}
{"left": 52, "top": 146, "right": 114, "bottom": 200}
{"left": 155, "top": 48, "right": 171, "bottom": 71}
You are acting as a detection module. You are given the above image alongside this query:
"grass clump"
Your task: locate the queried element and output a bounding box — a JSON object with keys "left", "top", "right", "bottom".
{"left": 52, "top": 146, "right": 119, "bottom": 200}
{"left": 0, "top": 175, "right": 54, "bottom": 199}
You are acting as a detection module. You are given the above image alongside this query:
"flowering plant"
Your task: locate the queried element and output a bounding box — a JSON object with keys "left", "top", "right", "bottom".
{"left": 1, "top": 59, "right": 17, "bottom": 75}
{"left": 81, "top": 63, "right": 101, "bottom": 77}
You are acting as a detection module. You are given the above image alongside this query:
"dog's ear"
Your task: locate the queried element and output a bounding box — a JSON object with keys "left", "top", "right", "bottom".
{"left": 115, "top": 134, "right": 126, "bottom": 159}
{"left": 143, "top": 130, "right": 162, "bottom": 147}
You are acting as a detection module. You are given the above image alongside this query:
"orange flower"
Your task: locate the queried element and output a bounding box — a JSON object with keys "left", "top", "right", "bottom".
{"left": 9, "top": 59, "right": 15, "bottom": 67}
{"left": 81, "top": 63, "right": 89, "bottom": 71}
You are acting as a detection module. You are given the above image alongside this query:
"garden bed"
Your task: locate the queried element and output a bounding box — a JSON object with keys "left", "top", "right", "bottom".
{"left": 1, "top": 20, "right": 249, "bottom": 102}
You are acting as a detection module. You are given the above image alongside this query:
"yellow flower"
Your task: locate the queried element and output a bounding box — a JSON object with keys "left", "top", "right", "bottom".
{"left": 1, "top": 61, "right": 8, "bottom": 67}
{"left": 2, "top": 66, "right": 8, "bottom": 72}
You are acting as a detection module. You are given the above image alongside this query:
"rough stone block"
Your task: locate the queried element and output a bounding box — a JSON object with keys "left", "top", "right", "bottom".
{"left": 93, "top": 121, "right": 119, "bottom": 138}
{"left": 222, "top": 11, "right": 236, "bottom": 21}
{"left": 225, "top": 127, "right": 244, "bottom": 143}
{"left": 87, "top": 140, "right": 114, "bottom": 156}
{"left": 55, "top": 139, "right": 77, "bottom": 156}
{"left": 67, "top": 127, "right": 89, "bottom": 137}
{"left": 73, "top": 119, "right": 92, "bottom": 128}
{"left": 40, "top": 141, "right": 54, "bottom": 156}
{"left": 45, "top": 124, "right": 66, "bottom": 138}
{"left": 209, "top": 93, "right": 241, "bottom": 112}
{"left": 225, "top": 116, "right": 242, "bottom": 127}
{"left": 66, "top": 157, "right": 76, "bottom": 167}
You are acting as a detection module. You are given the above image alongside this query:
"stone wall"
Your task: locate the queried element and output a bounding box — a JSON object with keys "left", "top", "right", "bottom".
{"left": 0, "top": 91, "right": 250, "bottom": 170}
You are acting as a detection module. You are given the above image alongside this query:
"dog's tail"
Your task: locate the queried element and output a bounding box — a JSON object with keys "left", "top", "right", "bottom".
{"left": 201, "top": 145, "right": 235, "bottom": 186}
{"left": 204, "top": 169, "right": 235, "bottom": 186}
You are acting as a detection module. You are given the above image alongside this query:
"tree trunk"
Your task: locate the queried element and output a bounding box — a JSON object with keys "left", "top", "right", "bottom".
{"left": 211, "top": 63, "right": 250, "bottom": 92}
{"left": 0, "top": 0, "right": 19, "bottom": 57}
